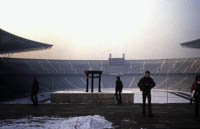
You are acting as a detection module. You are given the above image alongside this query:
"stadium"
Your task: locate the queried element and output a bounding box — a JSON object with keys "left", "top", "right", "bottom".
{"left": 1, "top": 55, "right": 200, "bottom": 104}
{"left": 0, "top": 28, "right": 200, "bottom": 104}
{"left": 0, "top": 27, "right": 200, "bottom": 128}
{"left": 1, "top": 1, "right": 200, "bottom": 128}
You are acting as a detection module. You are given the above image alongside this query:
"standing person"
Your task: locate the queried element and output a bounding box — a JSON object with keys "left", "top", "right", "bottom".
{"left": 193, "top": 75, "right": 200, "bottom": 117}
{"left": 115, "top": 76, "right": 123, "bottom": 104}
{"left": 31, "top": 76, "right": 39, "bottom": 106}
{"left": 190, "top": 76, "right": 198, "bottom": 104}
{"left": 138, "top": 71, "right": 155, "bottom": 117}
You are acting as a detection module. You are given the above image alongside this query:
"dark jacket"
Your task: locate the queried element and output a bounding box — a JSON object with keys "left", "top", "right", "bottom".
{"left": 138, "top": 76, "right": 155, "bottom": 92}
{"left": 194, "top": 81, "right": 200, "bottom": 93}
{"left": 194, "top": 81, "right": 200, "bottom": 99}
{"left": 32, "top": 78, "right": 39, "bottom": 94}
{"left": 116, "top": 80, "right": 123, "bottom": 92}
{"left": 192, "top": 80, "right": 198, "bottom": 92}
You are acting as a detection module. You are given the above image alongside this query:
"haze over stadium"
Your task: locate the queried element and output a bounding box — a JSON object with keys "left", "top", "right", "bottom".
{"left": 1, "top": 1, "right": 200, "bottom": 128}
{"left": 1, "top": 0, "right": 200, "bottom": 60}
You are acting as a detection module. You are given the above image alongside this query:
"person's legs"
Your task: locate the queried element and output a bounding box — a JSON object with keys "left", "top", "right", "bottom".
{"left": 142, "top": 92, "right": 146, "bottom": 116}
{"left": 115, "top": 91, "right": 120, "bottom": 103}
{"left": 34, "top": 94, "right": 38, "bottom": 106}
{"left": 190, "top": 91, "right": 195, "bottom": 104}
{"left": 147, "top": 92, "right": 153, "bottom": 116}
{"left": 31, "top": 94, "right": 36, "bottom": 105}
{"left": 195, "top": 97, "right": 199, "bottom": 117}
{"left": 190, "top": 98, "right": 193, "bottom": 104}
{"left": 197, "top": 100, "right": 199, "bottom": 117}
{"left": 119, "top": 91, "right": 122, "bottom": 104}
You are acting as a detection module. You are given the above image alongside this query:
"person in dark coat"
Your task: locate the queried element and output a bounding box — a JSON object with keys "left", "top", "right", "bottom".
{"left": 115, "top": 76, "right": 123, "bottom": 104}
{"left": 138, "top": 71, "right": 155, "bottom": 117}
{"left": 192, "top": 75, "right": 200, "bottom": 117}
{"left": 190, "top": 76, "right": 199, "bottom": 104}
{"left": 31, "top": 76, "right": 39, "bottom": 106}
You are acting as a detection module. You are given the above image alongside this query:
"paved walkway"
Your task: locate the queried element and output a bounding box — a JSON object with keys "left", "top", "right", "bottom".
{"left": 0, "top": 104, "right": 200, "bottom": 129}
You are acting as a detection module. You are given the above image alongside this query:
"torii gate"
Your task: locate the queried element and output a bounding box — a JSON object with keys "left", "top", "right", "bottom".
{"left": 84, "top": 70, "right": 103, "bottom": 93}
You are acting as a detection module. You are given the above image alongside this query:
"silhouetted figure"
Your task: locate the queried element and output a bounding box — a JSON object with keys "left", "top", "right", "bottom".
{"left": 190, "top": 76, "right": 198, "bottom": 104}
{"left": 115, "top": 76, "right": 123, "bottom": 104}
{"left": 138, "top": 71, "right": 155, "bottom": 117}
{"left": 193, "top": 75, "right": 200, "bottom": 117}
{"left": 31, "top": 76, "right": 39, "bottom": 106}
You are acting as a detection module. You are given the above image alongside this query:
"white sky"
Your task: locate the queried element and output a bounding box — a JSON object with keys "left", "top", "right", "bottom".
{"left": 0, "top": 0, "right": 200, "bottom": 60}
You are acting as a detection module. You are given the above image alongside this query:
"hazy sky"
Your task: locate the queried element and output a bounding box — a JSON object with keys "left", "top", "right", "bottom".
{"left": 1, "top": 0, "right": 200, "bottom": 60}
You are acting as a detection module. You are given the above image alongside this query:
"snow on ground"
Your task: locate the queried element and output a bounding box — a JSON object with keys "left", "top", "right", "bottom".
{"left": 0, "top": 115, "right": 113, "bottom": 129}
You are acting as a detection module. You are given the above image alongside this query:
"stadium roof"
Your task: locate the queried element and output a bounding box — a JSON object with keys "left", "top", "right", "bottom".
{"left": 0, "top": 28, "right": 53, "bottom": 54}
{"left": 180, "top": 39, "right": 200, "bottom": 49}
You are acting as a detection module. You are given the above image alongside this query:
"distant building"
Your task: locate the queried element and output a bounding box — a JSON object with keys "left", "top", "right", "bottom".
{"left": 108, "top": 53, "right": 125, "bottom": 65}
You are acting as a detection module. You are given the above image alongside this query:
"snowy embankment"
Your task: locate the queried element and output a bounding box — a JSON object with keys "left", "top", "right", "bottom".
{"left": 0, "top": 115, "right": 113, "bottom": 129}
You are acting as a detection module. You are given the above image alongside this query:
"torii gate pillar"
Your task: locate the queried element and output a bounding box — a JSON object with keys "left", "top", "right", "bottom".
{"left": 84, "top": 70, "right": 103, "bottom": 93}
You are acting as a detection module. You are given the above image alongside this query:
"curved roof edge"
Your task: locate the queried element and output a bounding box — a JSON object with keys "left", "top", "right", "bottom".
{"left": 0, "top": 28, "right": 53, "bottom": 54}
{"left": 180, "top": 39, "right": 200, "bottom": 49}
